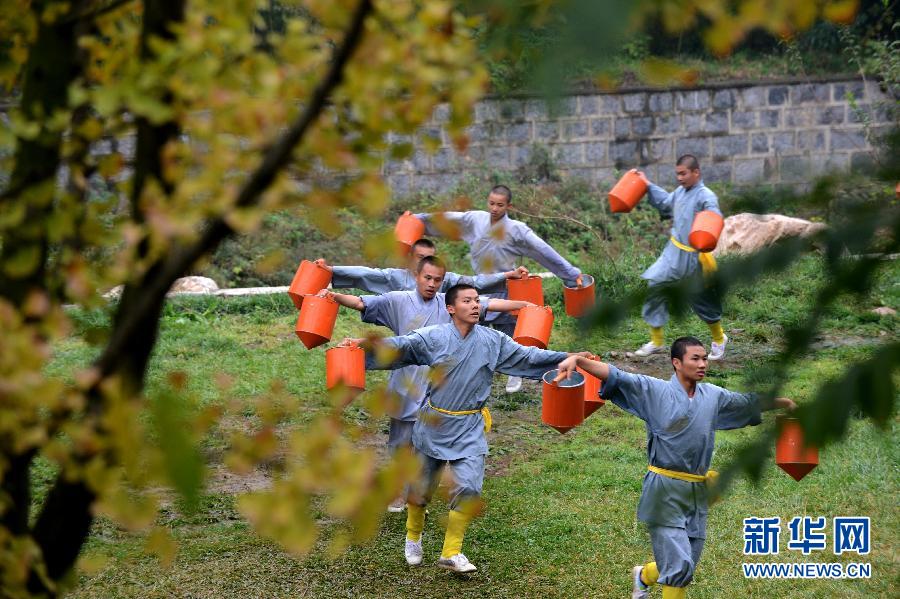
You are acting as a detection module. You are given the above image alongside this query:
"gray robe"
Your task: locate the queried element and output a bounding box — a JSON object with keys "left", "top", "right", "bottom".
{"left": 332, "top": 266, "right": 506, "bottom": 295}
{"left": 415, "top": 210, "right": 580, "bottom": 326}
{"left": 359, "top": 291, "right": 488, "bottom": 421}
{"left": 600, "top": 364, "right": 761, "bottom": 538}
{"left": 366, "top": 323, "right": 568, "bottom": 460}
{"left": 641, "top": 181, "right": 723, "bottom": 326}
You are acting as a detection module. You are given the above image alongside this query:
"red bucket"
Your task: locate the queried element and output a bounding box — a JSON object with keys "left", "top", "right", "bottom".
{"left": 287, "top": 260, "right": 332, "bottom": 309}
{"left": 579, "top": 354, "right": 605, "bottom": 417}
{"left": 394, "top": 211, "right": 425, "bottom": 255}
{"left": 688, "top": 210, "right": 724, "bottom": 252}
{"left": 294, "top": 294, "right": 339, "bottom": 350}
{"left": 326, "top": 343, "right": 366, "bottom": 405}
{"left": 513, "top": 305, "right": 553, "bottom": 349}
{"left": 608, "top": 171, "right": 647, "bottom": 213}
{"left": 507, "top": 275, "right": 544, "bottom": 315}
{"left": 564, "top": 274, "right": 596, "bottom": 318}
{"left": 775, "top": 416, "right": 818, "bottom": 482}
{"left": 541, "top": 369, "right": 585, "bottom": 434}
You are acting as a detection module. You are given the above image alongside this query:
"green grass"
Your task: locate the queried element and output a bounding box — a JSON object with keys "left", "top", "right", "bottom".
{"left": 51, "top": 247, "right": 898, "bottom": 598}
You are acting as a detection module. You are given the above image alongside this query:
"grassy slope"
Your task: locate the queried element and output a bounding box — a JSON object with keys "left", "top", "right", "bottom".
{"left": 50, "top": 248, "right": 899, "bottom": 598}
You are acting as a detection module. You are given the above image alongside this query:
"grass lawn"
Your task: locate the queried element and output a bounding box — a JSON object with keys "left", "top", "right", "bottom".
{"left": 51, "top": 251, "right": 898, "bottom": 598}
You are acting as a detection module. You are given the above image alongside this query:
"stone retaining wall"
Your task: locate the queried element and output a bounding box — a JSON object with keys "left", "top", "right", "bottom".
{"left": 383, "top": 77, "right": 894, "bottom": 194}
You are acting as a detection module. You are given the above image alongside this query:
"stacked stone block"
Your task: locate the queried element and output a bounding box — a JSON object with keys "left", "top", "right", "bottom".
{"left": 383, "top": 78, "right": 893, "bottom": 193}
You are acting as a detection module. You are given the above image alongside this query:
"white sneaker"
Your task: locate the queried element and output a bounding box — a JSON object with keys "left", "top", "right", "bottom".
{"left": 632, "top": 565, "right": 649, "bottom": 599}
{"left": 405, "top": 537, "right": 423, "bottom": 566}
{"left": 709, "top": 334, "right": 728, "bottom": 361}
{"left": 387, "top": 497, "right": 406, "bottom": 513}
{"left": 437, "top": 553, "right": 477, "bottom": 573}
{"left": 634, "top": 341, "right": 664, "bottom": 357}
{"left": 505, "top": 376, "right": 523, "bottom": 393}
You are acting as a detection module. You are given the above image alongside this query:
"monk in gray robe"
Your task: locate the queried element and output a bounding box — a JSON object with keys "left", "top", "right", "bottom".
{"left": 415, "top": 185, "right": 583, "bottom": 393}
{"left": 321, "top": 257, "right": 532, "bottom": 511}
{"left": 340, "top": 283, "right": 581, "bottom": 572}
{"left": 629, "top": 155, "right": 728, "bottom": 360}
{"left": 555, "top": 337, "right": 795, "bottom": 598}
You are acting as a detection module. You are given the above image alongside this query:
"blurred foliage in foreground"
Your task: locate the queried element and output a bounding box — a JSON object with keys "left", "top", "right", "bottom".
{"left": 0, "top": 0, "right": 895, "bottom": 596}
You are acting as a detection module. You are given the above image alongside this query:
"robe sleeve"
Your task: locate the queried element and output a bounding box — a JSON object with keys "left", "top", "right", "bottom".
{"left": 364, "top": 330, "right": 432, "bottom": 371}
{"left": 414, "top": 211, "right": 472, "bottom": 238}
{"left": 599, "top": 365, "right": 665, "bottom": 422}
{"left": 442, "top": 271, "right": 507, "bottom": 293}
{"left": 698, "top": 187, "right": 723, "bottom": 216}
{"left": 715, "top": 389, "right": 762, "bottom": 430}
{"left": 512, "top": 227, "right": 580, "bottom": 286}
{"left": 331, "top": 265, "right": 394, "bottom": 294}
{"left": 646, "top": 183, "right": 674, "bottom": 218}
{"left": 494, "top": 334, "right": 569, "bottom": 379}
{"left": 359, "top": 294, "right": 397, "bottom": 330}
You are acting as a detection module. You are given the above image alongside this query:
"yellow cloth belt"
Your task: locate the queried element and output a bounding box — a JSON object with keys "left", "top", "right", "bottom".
{"left": 426, "top": 399, "right": 492, "bottom": 433}
{"left": 648, "top": 464, "right": 719, "bottom": 485}
{"left": 670, "top": 236, "right": 718, "bottom": 276}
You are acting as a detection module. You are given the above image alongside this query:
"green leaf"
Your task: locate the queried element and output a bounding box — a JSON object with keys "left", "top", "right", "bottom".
{"left": 151, "top": 386, "right": 203, "bottom": 511}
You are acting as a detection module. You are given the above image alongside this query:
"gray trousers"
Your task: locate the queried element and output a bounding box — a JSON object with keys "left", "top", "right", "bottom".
{"left": 650, "top": 524, "right": 706, "bottom": 587}
{"left": 642, "top": 278, "right": 722, "bottom": 328}
{"left": 387, "top": 418, "right": 415, "bottom": 451}
{"left": 409, "top": 453, "right": 485, "bottom": 511}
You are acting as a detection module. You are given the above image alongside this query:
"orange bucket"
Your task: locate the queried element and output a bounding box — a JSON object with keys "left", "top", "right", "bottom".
{"left": 325, "top": 343, "right": 366, "bottom": 405}
{"left": 513, "top": 305, "right": 553, "bottom": 349}
{"left": 608, "top": 171, "right": 647, "bottom": 213}
{"left": 688, "top": 210, "right": 725, "bottom": 252}
{"left": 775, "top": 416, "right": 818, "bottom": 482}
{"left": 507, "top": 275, "right": 544, "bottom": 315}
{"left": 564, "top": 274, "right": 596, "bottom": 318}
{"left": 394, "top": 211, "right": 425, "bottom": 255}
{"left": 287, "top": 260, "right": 332, "bottom": 310}
{"left": 294, "top": 294, "right": 339, "bottom": 349}
{"left": 541, "top": 369, "right": 585, "bottom": 434}
{"left": 579, "top": 354, "right": 605, "bottom": 417}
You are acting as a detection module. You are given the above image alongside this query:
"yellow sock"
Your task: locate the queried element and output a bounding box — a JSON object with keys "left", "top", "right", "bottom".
{"left": 406, "top": 503, "right": 425, "bottom": 542}
{"left": 650, "top": 326, "right": 664, "bottom": 346}
{"left": 641, "top": 561, "right": 659, "bottom": 586}
{"left": 708, "top": 320, "right": 725, "bottom": 344}
{"left": 662, "top": 585, "right": 687, "bottom": 598}
{"left": 440, "top": 510, "right": 472, "bottom": 558}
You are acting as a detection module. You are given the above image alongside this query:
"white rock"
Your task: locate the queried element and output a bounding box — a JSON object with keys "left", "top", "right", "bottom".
{"left": 871, "top": 306, "right": 896, "bottom": 316}
{"left": 713, "top": 214, "right": 826, "bottom": 257}
{"left": 169, "top": 276, "right": 219, "bottom": 294}
{"left": 103, "top": 285, "right": 124, "bottom": 299}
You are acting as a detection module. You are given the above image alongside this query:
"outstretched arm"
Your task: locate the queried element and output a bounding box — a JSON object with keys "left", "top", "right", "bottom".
{"left": 445, "top": 266, "right": 530, "bottom": 294}
{"left": 769, "top": 397, "right": 797, "bottom": 411}
{"left": 554, "top": 354, "right": 611, "bottom": 382}
{"left": 339, "top": 332, "right": 432, "bottom": 371}
{"left": 414, "top": 211, "right": 472, "bottom": 239}
{"left": 716, "top": 391, "right": 796, "bottom": 430}
{"left": 317, "top": 258, "right": 398, "bottom": 294}
{"left": 632, "top": 168, "right": 674, "bottom": 218}
{"left": 485, "top": 298, "right": 536, "bottom": 313}
{"left": 514, "top": 229, "right": 581, "bottom": 286}
{"left": 316, "top": 289, "right": 363, "bottom": 311}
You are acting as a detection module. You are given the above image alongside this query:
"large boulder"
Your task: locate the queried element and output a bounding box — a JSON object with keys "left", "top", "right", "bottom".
{"left": 103, "top": 276, "right": 219, "bottom": 300}
{"left": 713, "top": 213, "right": 826, "bottom": 256}
{"left": 168, "top": 276, "right": 219, "bottom": 294}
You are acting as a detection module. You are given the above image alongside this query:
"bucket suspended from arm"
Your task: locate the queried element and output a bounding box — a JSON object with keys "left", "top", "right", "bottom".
{"left": 608, "top": 171, "right": 647, "bottom": 213}
{"left": 294, "top": 294, "right": 339, "bottom": 349}
{"left": 541, "top": 369, "right": 585, "bottom": 434}
{"left": 287, "top": 260, "right": 333, "bottom": 309}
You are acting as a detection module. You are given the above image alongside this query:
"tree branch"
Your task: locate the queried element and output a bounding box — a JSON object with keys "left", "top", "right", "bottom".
{"left": 64, "top": 0, "right": 138, "bottom": 24}
{"left": 94, "top": 0, "right": 374, "bottom": 378}
{"left": 29, "top": 1, "right": 374, "bottom": 588}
